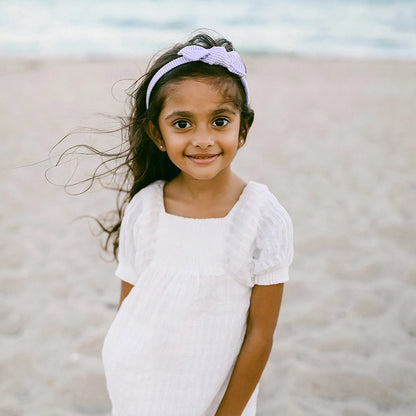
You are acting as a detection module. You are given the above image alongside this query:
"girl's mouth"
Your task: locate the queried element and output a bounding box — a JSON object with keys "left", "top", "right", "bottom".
{"left": 186, "top": 153, "right": 221, "bottom": 164}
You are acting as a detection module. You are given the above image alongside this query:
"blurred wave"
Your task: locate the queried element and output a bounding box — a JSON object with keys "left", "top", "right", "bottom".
{"left": 0, "top": 0, "right": 415, "bottom": 59}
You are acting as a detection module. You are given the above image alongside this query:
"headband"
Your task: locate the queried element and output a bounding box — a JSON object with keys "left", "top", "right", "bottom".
{"left": 145, "top": 45, "right": 249, "bottom": 109}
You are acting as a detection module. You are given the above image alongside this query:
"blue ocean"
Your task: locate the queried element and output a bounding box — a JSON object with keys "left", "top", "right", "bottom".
{"left": 0, "top": 0, "right": 415, "bottom": 59}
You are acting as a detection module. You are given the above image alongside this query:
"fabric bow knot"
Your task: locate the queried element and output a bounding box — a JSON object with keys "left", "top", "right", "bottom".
{"left": 146, "top": 45, "right": 249, "bottom": 108}
{"left": 178, "top": 45, "right": 247, "bottom": 78}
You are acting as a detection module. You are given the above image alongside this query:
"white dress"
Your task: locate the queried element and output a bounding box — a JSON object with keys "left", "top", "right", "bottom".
{"left": 102, "top": 180, "right": 293, "bottom": 416}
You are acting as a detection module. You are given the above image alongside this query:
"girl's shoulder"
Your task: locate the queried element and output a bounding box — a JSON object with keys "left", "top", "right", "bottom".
{"left": 245, "top": 181, "right": 290, "bottom": 218}
{"left": 128, "top": 179, "right": 162, "bottom": 203}
{"left": 123, "top": 180, "right": 163, "bottom": 222}
{"left": 234, "top": 180, "right": 292, "bottom": 240}
{"left": 244, "top": 181, "right": 293, "bottom": 244}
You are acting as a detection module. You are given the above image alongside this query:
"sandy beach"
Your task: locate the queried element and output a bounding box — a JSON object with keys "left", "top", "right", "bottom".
{"left": 1, "top": 56, "right": 415, "bottom": 415}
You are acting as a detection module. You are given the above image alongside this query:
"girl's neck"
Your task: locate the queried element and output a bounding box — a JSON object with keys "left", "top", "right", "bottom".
{"left": 163, "top": 172, "right": 246, "bottom": 219}
{"left": 177, "top": 171, "right": 242, "bottom": 197}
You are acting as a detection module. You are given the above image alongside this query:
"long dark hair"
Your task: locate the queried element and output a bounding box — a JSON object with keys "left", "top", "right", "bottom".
{"left": 54, "top": 31, "right": 254, "bottom": 260}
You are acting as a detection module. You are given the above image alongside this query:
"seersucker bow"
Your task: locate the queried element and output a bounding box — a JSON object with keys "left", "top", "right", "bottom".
{"left": 178, "top": 45, "right": 247, "bottom": 78}
{"left": 146, "top": 45, "right": 249, "bottom": 108}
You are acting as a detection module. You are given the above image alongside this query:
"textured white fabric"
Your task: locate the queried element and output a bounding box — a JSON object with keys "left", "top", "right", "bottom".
{"left": 102, "top": 180, "right": 293, "bottom": 416}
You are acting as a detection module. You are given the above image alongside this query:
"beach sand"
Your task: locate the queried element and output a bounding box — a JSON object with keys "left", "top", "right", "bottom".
{"left": 1, "top": 56, "right": 415, "bottom": 415}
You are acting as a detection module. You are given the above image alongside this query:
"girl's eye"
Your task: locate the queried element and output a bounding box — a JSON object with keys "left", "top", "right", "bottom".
{"left": 213, "top": 118, "right": 229, "bottom": 127}
{"left": 173, "top": 120, "right": 191, "bottom": 129}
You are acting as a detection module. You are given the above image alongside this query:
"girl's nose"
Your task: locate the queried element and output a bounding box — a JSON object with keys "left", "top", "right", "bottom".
{"left": 192, "top": 125, "right": 214, "bottom": 148}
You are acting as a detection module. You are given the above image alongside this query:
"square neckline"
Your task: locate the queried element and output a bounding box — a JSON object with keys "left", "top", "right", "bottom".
{"left": 157, "top": 180, "right": 254, "bottom": 221}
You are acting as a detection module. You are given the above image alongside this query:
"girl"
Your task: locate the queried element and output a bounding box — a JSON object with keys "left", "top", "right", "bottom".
{"left": 101, "top": 32, "right": 294, "bottom": 416}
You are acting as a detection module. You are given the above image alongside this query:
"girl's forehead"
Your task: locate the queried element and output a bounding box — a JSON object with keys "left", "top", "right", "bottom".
{"left": 160, "top": 76, "right": 241, "bottom": 110}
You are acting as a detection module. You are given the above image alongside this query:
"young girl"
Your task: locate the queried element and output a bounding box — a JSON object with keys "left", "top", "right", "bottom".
{"left": 101, "top": 32, "right": 294, "bottom": 416}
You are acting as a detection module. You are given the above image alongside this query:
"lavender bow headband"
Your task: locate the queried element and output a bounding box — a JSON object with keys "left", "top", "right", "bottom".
{"left": 145, "top": 45, "right": 249, "bottom": 109}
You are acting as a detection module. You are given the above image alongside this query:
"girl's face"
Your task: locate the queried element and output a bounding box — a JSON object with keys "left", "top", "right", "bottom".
{"left": 154, "top": 77, "right": 245, "bottom": 183}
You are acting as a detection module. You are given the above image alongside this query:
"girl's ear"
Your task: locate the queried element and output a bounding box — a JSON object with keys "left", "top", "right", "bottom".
{"left": 238, "top": 120, "right": 251, "bottom": 148}
{"left": 146, "top": 121, "right": 165, "bottom": 151}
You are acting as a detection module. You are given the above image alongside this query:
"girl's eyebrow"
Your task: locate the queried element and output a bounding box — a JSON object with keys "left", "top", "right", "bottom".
{"left": 211, "top": 108, "right": 237, "bottom": 117}
{"left": 164, "top": 108, "right": 237, "bottom": 121}
{"left": 164, "top": 111, "right": 192, "bottom": 121}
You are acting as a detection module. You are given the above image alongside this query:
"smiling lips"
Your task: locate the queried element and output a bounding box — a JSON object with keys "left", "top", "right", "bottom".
{"left": 186, "top": 153, "right": 221, "bottom": 164}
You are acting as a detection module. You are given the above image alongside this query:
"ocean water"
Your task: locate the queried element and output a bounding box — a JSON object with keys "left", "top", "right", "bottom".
{"left": 0, "top": 0, "right": 415, "bottom": 59}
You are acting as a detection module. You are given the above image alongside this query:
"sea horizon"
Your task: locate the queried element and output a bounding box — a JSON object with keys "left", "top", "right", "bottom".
{"left": 1, "top": 0, "right": 415, "bottom": 60}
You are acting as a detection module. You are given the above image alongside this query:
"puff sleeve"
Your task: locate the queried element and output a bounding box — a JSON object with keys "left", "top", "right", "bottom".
{"left": 114, "top": 195, "right": 142, "bottom": 286}
{"left": 251, "top": 192, "right": 294, "bottom": 285}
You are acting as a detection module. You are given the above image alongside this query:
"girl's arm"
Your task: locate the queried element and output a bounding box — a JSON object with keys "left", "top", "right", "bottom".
{"left": 215, "top": 283, "right": 284, "bottom": 416}
{"left": 118, "top": 280, "right": 134, "bottom": 310}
